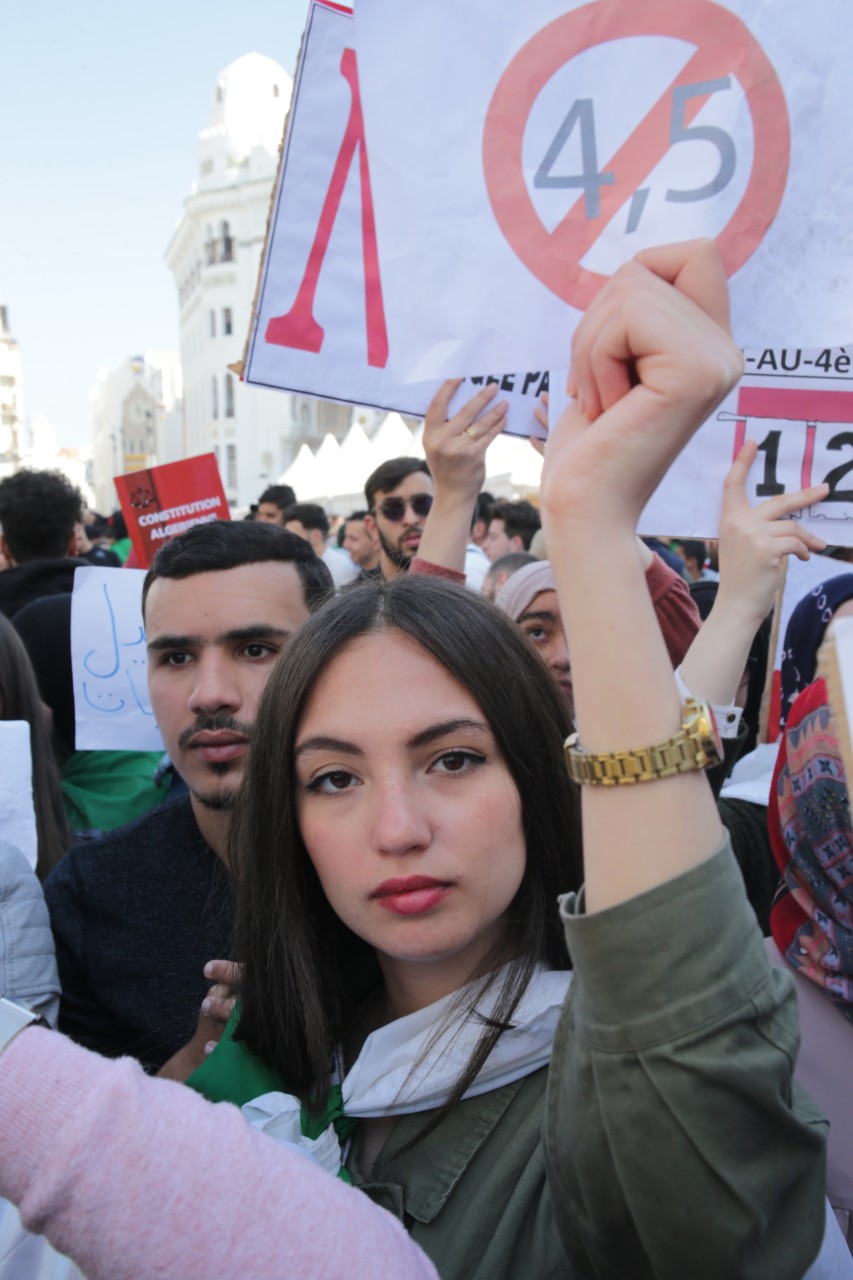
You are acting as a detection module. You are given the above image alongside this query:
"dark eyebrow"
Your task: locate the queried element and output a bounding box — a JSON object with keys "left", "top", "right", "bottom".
{"left": 294, "top": 735, "right": 364, "bottom": 760}
{"left": 294, "top": 719, "right": 492, "bottom": 761}
{"left": 218, "top": 625, "right": 291, "bottom": 645}
{"left": 147, "top": 634, "right": 200, "bottom": 654}
{"left": 516, "top": 610, "right": 560, "bottom": 626}
{"left": 406, "top": 718, "right": 491, "bottom": 750}
{"left": 147, "top": 625, "right": 290, "bottom": 654}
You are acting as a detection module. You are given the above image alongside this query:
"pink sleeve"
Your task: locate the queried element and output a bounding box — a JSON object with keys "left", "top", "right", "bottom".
{"left": 409, "top": 557, "right": 466, "bottom": 585}
{"left": 0, "top": 1028, "right": 439, "bottom": 1280}
{"left": 645, "top": 554, "right": 701, "bottom": 668}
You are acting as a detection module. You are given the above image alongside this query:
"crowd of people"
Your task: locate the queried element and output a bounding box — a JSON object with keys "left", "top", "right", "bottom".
{"left": 0, "top": 242, "right": 851, "bottom": 1278}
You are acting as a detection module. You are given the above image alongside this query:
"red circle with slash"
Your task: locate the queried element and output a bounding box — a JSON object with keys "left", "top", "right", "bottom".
{"left": 482, "top": 0, "right": 790, "bottom": 310}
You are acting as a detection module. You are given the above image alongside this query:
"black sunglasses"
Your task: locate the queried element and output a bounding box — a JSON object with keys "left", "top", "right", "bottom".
{"left": 375, "top": 493, "right": 434, "bottom": 522}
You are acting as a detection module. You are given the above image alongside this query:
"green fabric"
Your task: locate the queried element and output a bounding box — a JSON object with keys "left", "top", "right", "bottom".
{"left": 187, "top": 1006, "right": 284, "bottom": 1106}
{"left": 546, "top": 840, "right": 828, "bottom": 1280}
{"left": 190, "top": 842, "right": 827, "bottom": 1280}
{"left": 61, "top": 749, "right": 168, "bottom": 834}
{"left": 112, "top": 537, "right": 132, "bottom": 565}
{"left": 187, "top": 1005, "right": 357, "bottom": 1182}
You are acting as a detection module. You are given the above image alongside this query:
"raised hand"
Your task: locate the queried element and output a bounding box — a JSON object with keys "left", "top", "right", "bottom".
{"left": 716, "top": 439, "right": 828, "bottom": 628}
{"left": 541, "top": 240, "right": 743, "bottom": 536}
{"left": 417, "top": 379, "right": 508, "bottom": 574}
{"left": 423, "top": 379, "right": 508, "bottom": 500}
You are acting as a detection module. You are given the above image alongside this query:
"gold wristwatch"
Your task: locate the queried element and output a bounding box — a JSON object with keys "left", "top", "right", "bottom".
{"left": 564, "top": 698, "right": 722, "bottom": 786}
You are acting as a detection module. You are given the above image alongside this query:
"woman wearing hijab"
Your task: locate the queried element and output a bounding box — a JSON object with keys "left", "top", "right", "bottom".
{"left": 780, "top": 575, "right": 853, "bottom": 730}
{"left": 769, "top": 677, "right": 853, "bottom": 1249}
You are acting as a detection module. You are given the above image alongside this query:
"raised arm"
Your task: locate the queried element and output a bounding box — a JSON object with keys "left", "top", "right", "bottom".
{"left": 680, "top": 440, "right": 827, "bottom": 707}
{"left": 415, "top": 379, "right": 507, "bottom": 575}
{"left": 542, "top": 242, "right": 829, "bottom": 1278}
{"left": 540, "top": 240, "right": 742, "bottom": 909}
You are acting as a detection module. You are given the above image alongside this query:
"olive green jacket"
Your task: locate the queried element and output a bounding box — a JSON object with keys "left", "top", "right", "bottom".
{"left": 350, "top": 844, "right": 827, "bottom": 1280}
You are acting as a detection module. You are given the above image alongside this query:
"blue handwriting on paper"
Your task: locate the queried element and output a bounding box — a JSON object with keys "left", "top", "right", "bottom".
{"left": 81, "top": 581, "right": 153, "bottom": 718}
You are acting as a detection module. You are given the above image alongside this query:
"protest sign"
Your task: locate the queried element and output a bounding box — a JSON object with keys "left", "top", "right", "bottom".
{"left": 114, "top": 452, "right": 229, "bottom": 568}
{"left": 243, "top": 0, "right": 546, "bottom": 440}
{"left": 0, "top": 722, "right": 37, "bottom": 871}
{"left": 354, "top": 0, "right": 853, "bottom": 381}
{"left": 638, "top": 346, "right": 853, "bottom": 546}
{"left": 71, "top": 566, "right": 164, "bottom": 752}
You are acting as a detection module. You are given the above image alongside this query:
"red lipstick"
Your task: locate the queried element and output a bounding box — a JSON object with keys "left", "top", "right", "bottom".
{"left": 372, "top": 875, "right": 451, "bottom": 915}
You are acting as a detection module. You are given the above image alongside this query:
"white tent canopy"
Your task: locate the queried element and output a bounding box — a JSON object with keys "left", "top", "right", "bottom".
{"left": 277, "top": 412, "right": 541, "bottom": 510}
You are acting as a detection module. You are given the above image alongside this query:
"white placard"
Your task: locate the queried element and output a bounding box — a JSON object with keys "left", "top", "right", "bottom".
{"left": 354, "top": 0, "right": 853, "bottom": 382}
{"left": 0, "top": 722, "right": 37, "bottom": 871}
{"left": 71, "top": 567, "right": 164, "bottom": 752}
{"left": 638, "top": 346, "right": 853, "bottom": 545}
{"left": 244, "top": 0, "right": 546, "bottom": 440}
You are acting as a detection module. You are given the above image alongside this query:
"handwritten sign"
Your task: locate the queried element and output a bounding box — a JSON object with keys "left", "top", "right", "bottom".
{"left": 353, "top": 0, "right": 853, "bottom": 381}
{"left": 0, "top": 722, "right": 37, "bottom": 870}
{"left": 114, "top": 453, "right": 229, "bottom": 569}
{"left": 243, "top": 0, "right": 546, "bottom": 440}
{"left": 71, "top": 567, "right": 164, "bottom": 752}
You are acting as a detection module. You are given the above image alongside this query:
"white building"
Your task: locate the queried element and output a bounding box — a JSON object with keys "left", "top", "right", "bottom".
{"left": 164, "top": 53, "right": 358, "bottom": 512}
{"left": 90, "top": 352, "right": 182, "bottom": 513}
{"left": 0, "top": 294, "right": 26, "bottom": 478}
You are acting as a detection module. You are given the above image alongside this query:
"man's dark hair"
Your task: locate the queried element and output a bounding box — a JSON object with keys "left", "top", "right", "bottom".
{"left": 258, "top": 484, "right": 297, "bottom": 513}
{"left": 141, "top": 521, "right": 333, "bottom": 616}
{"left": 472, "top": 491, "right": 495, "bottom": 533}
{"left": 0, "top": 469, "right": 83, "bottom": 563}
{"left": 281, "top": 502, "right": 330, "bottom": 537}
{"left": 347, "top": 509, "right": 370, "bottom": 523}
{"left": 488, "top": 500, "right": 541, "bottom": 550}
{"left": 364, "top": 458, "right": 430, "bottom": 511}
{"left": 110, "top": 510, "right": 128, "bottom": 540}
{"left": 486, "top": 551, "right": 537, "bottom": 582}
{"left": 679, "top": 539, "right": 708, "bottom": 567}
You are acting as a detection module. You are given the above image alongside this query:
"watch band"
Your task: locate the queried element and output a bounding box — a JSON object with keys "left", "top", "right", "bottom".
{"left": 564, "top": 698, "right": 721, "bottom": 786}
{"left": 0, "top": 996, "right": 46, "bottom": 1057}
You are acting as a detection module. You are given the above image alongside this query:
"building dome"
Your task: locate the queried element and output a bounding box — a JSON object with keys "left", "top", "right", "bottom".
{"left": 200, "top": 53, "right": 292, "bottom": 172}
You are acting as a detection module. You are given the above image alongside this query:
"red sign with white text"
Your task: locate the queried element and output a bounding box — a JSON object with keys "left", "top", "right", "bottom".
{"left": 114, "top": 453, "right": 230, "bottom": 568}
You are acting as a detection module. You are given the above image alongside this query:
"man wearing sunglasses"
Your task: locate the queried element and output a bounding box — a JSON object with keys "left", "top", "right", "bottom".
{"left": 364, "top": 458, "right": 434, "bottom": 579}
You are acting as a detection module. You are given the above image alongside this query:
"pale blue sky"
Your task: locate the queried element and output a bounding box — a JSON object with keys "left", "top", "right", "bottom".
{"left": 0, "top": 0, "right": 309, "bottom": 450}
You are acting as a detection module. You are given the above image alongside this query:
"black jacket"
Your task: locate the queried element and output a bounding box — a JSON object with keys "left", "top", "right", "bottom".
{"left": 0, "top": 557, "right": 80, "bottom": 618}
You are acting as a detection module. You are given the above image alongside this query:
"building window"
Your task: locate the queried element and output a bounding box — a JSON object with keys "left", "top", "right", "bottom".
{"left": 273, "top": 83, "right": 280, "bottom": 98}
{"left": 220, "top": 220, "right": 233, "bottom": 263}
{"left": 209, "top": 310, "right": 216, "bottom": 338}
{"left": 226, "top": 443, "right": 237, "bottom": 489}
{"left": 205, "top": 225, "right": 216, "bottom": 267}
{"left": 223, "top": 307, "right": 233, "bottom": 335}
{"left": 224, "top": 373, "right": 235, "bottom": 419}
{"left": 211, "top": 376, "right": 219, "bottom": 420}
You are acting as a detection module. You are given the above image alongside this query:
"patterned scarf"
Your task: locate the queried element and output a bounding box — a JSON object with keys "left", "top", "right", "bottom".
{"left": 769, "top": 677, "right": 853, "bottom": 1024}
